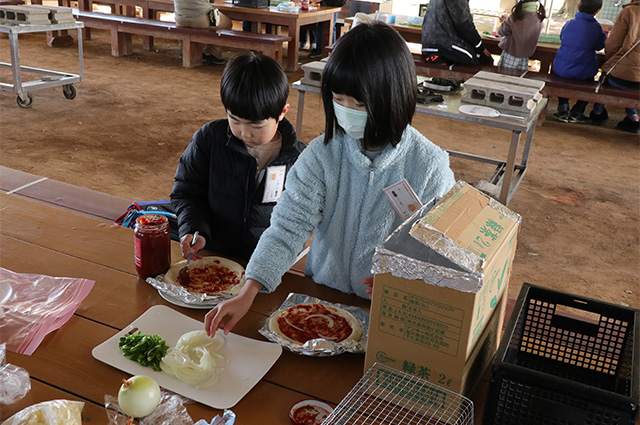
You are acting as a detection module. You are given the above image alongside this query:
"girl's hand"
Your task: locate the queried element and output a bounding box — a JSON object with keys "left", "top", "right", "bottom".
{"left": 362, "top": 277, "right": 374, "bottom": 299}
{"left": 204, "top": 279, "right": 264, "bottom": 335}
{"left": 180, "top": 233, "right": 206, "bottom": 260}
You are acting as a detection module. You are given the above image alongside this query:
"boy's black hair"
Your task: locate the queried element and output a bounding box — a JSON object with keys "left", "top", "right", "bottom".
{"left": 511, "top": 0, "right": 546, "bottom": 22}
{"left": 321, "top": 22, "right": 417, "bottom": 150}
{"left": 220, "top": 53, "right": 289, "bottom": 121}
{"left": 578, "top": 0, "right": 602, "bottom": 15}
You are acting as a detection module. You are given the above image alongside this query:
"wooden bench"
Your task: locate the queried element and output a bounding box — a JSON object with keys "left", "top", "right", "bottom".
{"left": 413, "top": 58, "right": 640, "bottom": 111}
{"left": 72, "top": 9, "right": 290, "bottom": 67}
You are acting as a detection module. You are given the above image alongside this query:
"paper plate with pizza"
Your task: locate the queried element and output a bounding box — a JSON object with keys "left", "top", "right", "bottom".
{"left": 146, "top": 256, "right": 246, "bottom": 308}
{"left": 259, "top": 293, "right": 369, "bottom": 356}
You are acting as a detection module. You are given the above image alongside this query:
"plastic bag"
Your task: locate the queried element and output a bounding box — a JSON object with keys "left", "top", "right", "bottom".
{"left": 195, "top": 410, "right": 236, "bottom": 425}
{"left": 0, "top": 343, "right": 31, "bottom": 405}
{"left": 0, "top": 267, "right": 95, "bottom": 355}
{"left": 104, "top": 391, "right": 193, "bottom": 425}
{"left": 104, "top": 390, "right": 236, "bottom": 425}
{"left": 1, "top": 399, "right": 84, "bottom": 424}
{"left": 114, "top": 200, "right": 179, "bottom": 241}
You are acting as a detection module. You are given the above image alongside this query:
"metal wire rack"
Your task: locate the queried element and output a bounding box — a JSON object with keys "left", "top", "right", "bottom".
{"left": 322, "top": 363, "right": 473, "bottom": 425}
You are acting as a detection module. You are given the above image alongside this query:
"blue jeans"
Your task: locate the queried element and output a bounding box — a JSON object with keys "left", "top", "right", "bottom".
{"left": 300, "top": 9, "right": 338, "bottom": 50}
{"left": 300, "top": 24, "right": 321, "bottom": 50}
{"left": 592, "top": 75, "right": 639, "bottom": 117}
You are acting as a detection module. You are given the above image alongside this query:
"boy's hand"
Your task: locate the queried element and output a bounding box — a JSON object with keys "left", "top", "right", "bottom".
{"left": 180, "top": 233, "right": 206, "bottom": 260}
{"left": 362, "top": 277, "right": 374, "bottom": 299}
{"left": 204, "top": 279, "right": 264, "bottom": 335}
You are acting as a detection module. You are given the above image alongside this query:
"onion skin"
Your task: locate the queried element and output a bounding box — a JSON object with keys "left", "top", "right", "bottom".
{"left": 118, "top": 375, "right": 161, "bottom": 418}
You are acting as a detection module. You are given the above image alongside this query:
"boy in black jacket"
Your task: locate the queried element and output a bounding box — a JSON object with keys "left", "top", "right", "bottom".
{"left": 171, "top": 53, "right": 306, "bottom": 262}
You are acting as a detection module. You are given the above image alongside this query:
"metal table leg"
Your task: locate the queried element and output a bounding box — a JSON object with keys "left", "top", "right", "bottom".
{"left": 295, "top": 89, "right": 306, "bottom": 137}
{"left": 499, "top": 130, "right": 522, "bottom": 205}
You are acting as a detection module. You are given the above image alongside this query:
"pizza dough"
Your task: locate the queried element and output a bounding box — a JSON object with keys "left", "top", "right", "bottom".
{"left": 268, "top": 303, "right": 363, "bottom": 346}
{"left": 164, "top": 257, "right": 245, "bottom": 295}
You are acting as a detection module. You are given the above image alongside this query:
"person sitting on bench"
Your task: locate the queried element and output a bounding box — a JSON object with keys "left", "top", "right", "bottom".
{"left": 173, "top": 0, "right": 233, "bottom": 65}
{"left": 421, "top": 0, "right": 493, "bottom": 65}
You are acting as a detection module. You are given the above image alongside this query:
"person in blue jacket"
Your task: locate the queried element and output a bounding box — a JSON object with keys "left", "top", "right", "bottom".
{"left": 205, "top": 22, "right": 456, "bottom": 336}
{"left": 552, "top": 0, "right": 607, "bottom": 123}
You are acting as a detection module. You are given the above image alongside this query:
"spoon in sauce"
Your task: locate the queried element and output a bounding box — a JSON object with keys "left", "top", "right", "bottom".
{"left": 178, "top": 231, "right": 199, "bottom": 286}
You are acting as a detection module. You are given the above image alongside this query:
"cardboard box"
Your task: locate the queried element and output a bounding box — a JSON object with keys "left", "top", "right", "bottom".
{"left": 366, "top": 181, "right": 521, "bottom": 395}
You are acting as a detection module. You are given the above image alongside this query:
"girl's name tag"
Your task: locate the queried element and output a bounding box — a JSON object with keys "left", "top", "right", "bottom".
{"left": 384, "top": 179, "right": 422, "bottom": 220}
{"left": 263, "top": 165, "right": 286, "bottom": 203}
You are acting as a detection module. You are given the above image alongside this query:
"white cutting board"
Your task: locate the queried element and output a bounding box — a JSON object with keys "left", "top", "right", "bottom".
{"left": 92, "top": 305, "right": 282, "bottom": 409}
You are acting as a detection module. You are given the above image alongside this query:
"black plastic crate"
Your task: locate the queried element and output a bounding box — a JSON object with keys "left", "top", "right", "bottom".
{"left": 232, "top": 0, "right": 269, "bottom": 8}
{"left": 483, "top": 282, "right": 639, "bottom": 425}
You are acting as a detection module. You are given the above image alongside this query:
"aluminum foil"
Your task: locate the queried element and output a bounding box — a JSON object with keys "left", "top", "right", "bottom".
{"left": 146, "top": 275, "right": 237, "bottom": 307}
{"left": 371, "top": 181, "right": 522, "bottom": 294}
{"left": 259, "top": 292, "right": 369, "bottom": 357}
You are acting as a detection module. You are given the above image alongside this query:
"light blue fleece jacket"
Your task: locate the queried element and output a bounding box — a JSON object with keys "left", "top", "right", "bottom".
{"left": 245, "top": 126, "right": 456, "bottom": 299}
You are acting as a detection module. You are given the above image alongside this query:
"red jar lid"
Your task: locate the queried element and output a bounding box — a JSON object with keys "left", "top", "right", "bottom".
{"left": 136, "top": 214, "right": 168, "bottom": 226}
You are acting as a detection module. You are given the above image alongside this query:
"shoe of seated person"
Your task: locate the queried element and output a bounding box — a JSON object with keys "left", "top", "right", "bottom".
{"left": 589, "top": 109, "right": 609, "bottom": 126}
{"left": 209, "top": 8, "right": 221, "bottom": 27}
{"left": 616, "top": 116, "right": 640, "bottom": 134}
{"left": 203, "top": 53, "right": 226, "bottom": 65}
{"left": 552, "top": 111, "right": 570, "bottom": 123}
{"left": 567, "top": 114, "right": 589, "bottom": 124}
{"left": 308, "top": 49, "right": 323, "bottom": 59}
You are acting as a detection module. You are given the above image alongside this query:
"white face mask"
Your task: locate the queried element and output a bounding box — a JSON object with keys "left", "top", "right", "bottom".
{"left": 333, "top": 100, "right": 368, "bottom": 140}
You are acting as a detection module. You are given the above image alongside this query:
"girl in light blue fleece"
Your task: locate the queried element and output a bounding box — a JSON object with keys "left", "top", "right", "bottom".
{"left": 205, "top": 22, "right": 456, "bottom": 335}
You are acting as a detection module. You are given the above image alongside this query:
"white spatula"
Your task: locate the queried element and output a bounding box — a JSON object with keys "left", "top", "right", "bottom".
{"left": 458, "top": 104, "right": 525, "bottom": 121}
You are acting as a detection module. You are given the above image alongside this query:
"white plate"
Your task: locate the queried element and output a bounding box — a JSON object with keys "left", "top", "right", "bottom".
{"left": 92, "top": 305, "right": 282, "bottom": 409}
{"left": 458, "top": 104, "right": 524, "bottom": 120}
{"left": 158, "top": 289, "right": 219, "bottom": 309}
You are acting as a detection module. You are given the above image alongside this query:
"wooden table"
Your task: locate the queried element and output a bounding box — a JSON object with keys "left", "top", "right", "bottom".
{"left": 77, "top": 0, "right": 338, "bottom": 71}
{"left": 0, "top": 193, "right": 370, "bottom": 423}
{"left": 292, "top": 80, "right": 547, "bottom": 206}
{"left": 213, "top": 2, "right": 341, "bottom": 71}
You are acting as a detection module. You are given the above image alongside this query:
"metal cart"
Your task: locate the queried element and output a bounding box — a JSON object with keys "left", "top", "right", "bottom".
{"left": 0, "top": 21, "right": 84, "bottom": 108}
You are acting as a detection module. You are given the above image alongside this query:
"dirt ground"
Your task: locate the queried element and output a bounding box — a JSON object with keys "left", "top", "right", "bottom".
{"left": 1, "top": 30, "right": 638, "bottom": 311}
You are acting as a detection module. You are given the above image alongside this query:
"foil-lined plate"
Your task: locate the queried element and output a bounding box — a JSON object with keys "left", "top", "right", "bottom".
{"left": 146, "top": 274, "right": 236, "bottom": 309}
{"left": 259, "top": 292, "right": 369, "bottom": 357}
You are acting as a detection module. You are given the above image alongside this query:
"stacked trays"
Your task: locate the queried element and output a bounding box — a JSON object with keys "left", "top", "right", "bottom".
{"left": 483, "top": 282, "right": 639, "bottom": 425}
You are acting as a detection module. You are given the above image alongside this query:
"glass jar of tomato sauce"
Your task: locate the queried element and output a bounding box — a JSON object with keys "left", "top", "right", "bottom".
{"left": 134, "top": 214, "right": 171, "bottom": 279}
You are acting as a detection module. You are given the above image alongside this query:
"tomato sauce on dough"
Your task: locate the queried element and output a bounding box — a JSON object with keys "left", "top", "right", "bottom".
{"left": 277, "top": 304, "right": 353, "bottom": 343}
{"left": 180, "top": 261, "right": 241, "bottom": 293}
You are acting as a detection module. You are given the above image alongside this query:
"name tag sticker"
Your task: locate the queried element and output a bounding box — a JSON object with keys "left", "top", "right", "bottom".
{"left": 384, "top": 179, "right": 422, "bottom": 220}
{"left": 263, "top": 165, "right": 286, "bottom": 203}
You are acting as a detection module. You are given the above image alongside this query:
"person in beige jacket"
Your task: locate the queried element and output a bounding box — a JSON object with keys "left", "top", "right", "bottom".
{"left": 173, "top": 0, "right": 233, "bottom": 64}
{"left": 590, "top": 0, "right": 640, "bottom": 134}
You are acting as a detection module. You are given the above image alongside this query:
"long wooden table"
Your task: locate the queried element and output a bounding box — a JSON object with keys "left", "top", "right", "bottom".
{"left": 213, "top": 2, "right": 340, "bottom": 71}
{"left": 0, "top": 193, "right": 370, "bottom": 423}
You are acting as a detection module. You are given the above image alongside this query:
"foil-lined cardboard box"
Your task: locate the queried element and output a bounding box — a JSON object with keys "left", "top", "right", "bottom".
{"left": 366, "top": 181, "right": 521, "bottom": 395}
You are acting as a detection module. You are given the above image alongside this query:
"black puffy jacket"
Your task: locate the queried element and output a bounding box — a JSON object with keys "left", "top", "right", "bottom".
{"left": 421, "top": 0, "right": 491, "bottom": 65}
{"left": 171, "top": 118, "right": 305, "bottom": 261}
